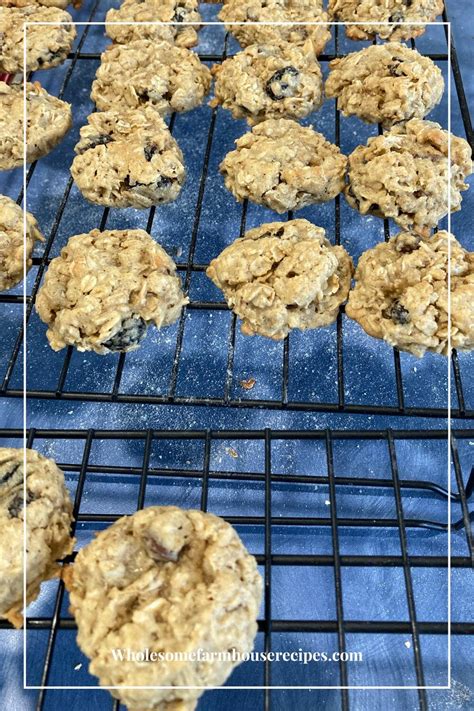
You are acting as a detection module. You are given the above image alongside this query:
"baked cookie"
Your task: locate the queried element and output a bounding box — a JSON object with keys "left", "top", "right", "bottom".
{"left": 221, "top": 119, "right": 347, "bottom": 214}
{"left": 36, "top": 229, "right": 188, "bottom": 354}
{"left": 0, "top": 6, "right": 75, "bottom": 73}
{"left": 328, "top": 0, "right": 444, "bottom": 41}
{"left": 0, "top": 0, "right": 72, "bottom": 7}
{"left": 210, "top": 42, "right": 323, "bottom": 126}
{"left": 0, "top": 81, "right": 72, "bottom": 170}
{"left": 0, "top": 194, "right": 44, "bottom": 292}
{"left": 65, "top": 506, "right": 262, "bottom": 711}
{"left": 326, "top": 43, "right": 444, "bottom": 127}
{"left": 105, "top": 0, "right": 201, "bottom": 48}
{"left": 345, "top": 119, "right": 472, "bottom": 234}
{"left": 91, "top": 40, "right": 211, "bottom": 115}
{"left": 0, "top": 447, "right": 74, "bottom": 628}
{"left": 207, "top": 219, "right": 353, "bottom": 339}
{"left": 346, "top": 231, "right": 474, "bottom": 357}
{"left": 219, "top": 0, "right": 331, "bottom": 55}
{"left": 71, "top": 107, "right": 185, "bottom": 209}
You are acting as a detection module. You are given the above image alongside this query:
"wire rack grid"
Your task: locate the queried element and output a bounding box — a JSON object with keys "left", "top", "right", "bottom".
{"left": 0, "top": 4, "right": 472, "bottom": 420}
{"left": 0, "top": 426, "right": 473, "bottom": 711}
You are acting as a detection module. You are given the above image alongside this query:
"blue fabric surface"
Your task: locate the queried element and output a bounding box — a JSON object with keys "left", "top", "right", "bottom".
{"left": 0, "top": 1, "right": 473, "bottom": 709}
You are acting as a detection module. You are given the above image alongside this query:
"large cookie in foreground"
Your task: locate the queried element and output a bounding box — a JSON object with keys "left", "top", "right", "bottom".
{"left": 65, "top": 506, "right": 262, "bottom": 711}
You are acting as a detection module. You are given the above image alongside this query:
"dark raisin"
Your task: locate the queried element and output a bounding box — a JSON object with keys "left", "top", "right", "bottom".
{"left": 383, "top": 300, "right": 410, "bottom": 325}
{"left": 388, "top": 61, "right": 403, "bottom": 77}
{"left": 80, "top": 135, "right": 113, "bottom": 153}
{"left": 395, "top": 234, "right": 420, "bottom": 253}
{"left": 274, "top": 227, "right": 285, "bottom": 237}
{"left": 8, "top": 489, "right": 35, "bottom": 518}
{"left": 103, "top": 316, "right": 147, "bottom": 352}
{"left": 155, "top": 175, "right": 173, "bottom": 190}
{"left": 144, "top": 144, "right": 158, "bottom": 162}
{"left": 265, "top": 66, "right": 300, "bottom": 100}
{"left": 0, "top": 462, "right": 20, "bottom": 485}
{"left": 173, "top": 6, "right": 188, "bottom": 23}
{"left": 389, "top": 12, "right": 405, "bottom": 23}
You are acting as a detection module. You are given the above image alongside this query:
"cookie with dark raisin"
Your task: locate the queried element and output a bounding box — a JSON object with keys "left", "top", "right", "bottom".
{"left": 71, "top": 108, "right": 185, "bottom": 209}
{"left": 210, "top": 42, "right": 323, "bottom": 126}
{"left": 35, "top": 228, "right": 188, "bottom": 354}
{"left": 346, "top": 231, "right": 474, "bottom": 357}
{"left": 0, "top": 448, "right": 74, "bottom": 628}
{"left": 328, "top": 0, "right": 444, "bottom": 41}
{"left": 105, "top": 0, "right": 201, "bottom": 48}
{"left": 0, "top": 5, "right": 75, "bottom": 73}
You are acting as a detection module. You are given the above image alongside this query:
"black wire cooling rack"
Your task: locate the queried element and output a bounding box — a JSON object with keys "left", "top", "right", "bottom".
{"left": 0, "top": 427, "right": 473, "bottom": 711}
{"left": 0, "top": 5, "right": 472, "bottom": 419}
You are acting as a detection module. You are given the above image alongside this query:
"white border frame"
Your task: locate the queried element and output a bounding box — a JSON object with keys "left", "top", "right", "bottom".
{"left": 21, "top": 18, "right": 452, "bottom": 693}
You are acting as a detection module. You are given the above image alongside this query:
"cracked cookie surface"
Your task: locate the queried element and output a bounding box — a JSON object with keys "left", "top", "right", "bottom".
{"left": 219, "top": 0, "right": 331, "bottom": 55}
{"left": 105, "top": 0, "right": 201, "bottom": 48}
{"left": 0, "top": 5, "right": 75, "bottom": 73}
{"left": 221, "top": 119, "right": 347, "bottom": 213}
{"left": 346, "top": 231, "right": 474, "bottom": 356}
{"left": 210, "top": 42, "right": 323, "bottom": 126}
{"left": 0, "top": 447, "right": 74, "bottom": 628}
{"left": 0, "top": 81, "right": 72, "bottom": 170}
{"left": 91, "top": 39, "right": 211, "bottom": 115}
{"left": 65, "top": 506, "right": 262, "bottom": 711}
{"left": 0, "top": 194, "right": 44, "bottom": 292}
{"left": 328, "top": 0, "right": 444, "bottom": 41}
{"left": 345, "top": 119, "right": 472, "bottom": 234}
{"left": 36, "top": 228, "right": 188, "bottom": 354}
{"left": 207, "top": 219, "right": 353, "bottom": 339}
{"left": 326, "top": 42, "right": 444, "bottom": 127}
{"left": 71, "top": 107, "right": 185, "bottom": 209}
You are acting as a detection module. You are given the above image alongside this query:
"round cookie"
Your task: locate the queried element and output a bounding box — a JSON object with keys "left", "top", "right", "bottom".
{"left": 206, "top": 219, "right": 353, "bottom": 340}
{"left": 326, "top": 42, "right": 444, "bottom": 127}
{"left": 0, "top": 447, "right": 74, "bottom": 628}
{"left": 220, "top": 119, "right": 347, "bottom": 214}
{"left": 91, "top": 39, "right": 212, "bottom": 116}
{"left": 346, "top": 231, "right": 474, "bottom": 357}
{"left": 0, "top": 81, "right": 72, "bottom": 170}
{"left": 328, "top": 0, "right": 444, "bottom": 41}
{"left": 0, "top": 194, "right": 44, "bottom": 292}
{"left": 210, "top": 42, "right": 323, "bottom": 126}
{"left": 345, "top": 119, "right": 473, "bottom": 235}
{"left": 35, "top": 228, "right": 188, "bottom": 354}
{"left": 65, "top": 506, "right": 262, "bottom": 711}
{"left": 219, "top": 0, "right": 331, "bottom": 55}
{"left": 0, "top": 5, "right": 76, "bottom": 73}
{"left": 71, "top": 107, "right": 185, "bottom": 209}
{"left": 105, "top": 0, "right": 201, "bottom": 48}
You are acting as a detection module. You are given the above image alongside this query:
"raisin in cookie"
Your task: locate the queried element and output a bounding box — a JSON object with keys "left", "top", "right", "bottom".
{"left": 207, "top": 219, "right": 353, "bottom": 339}
{"left": 0, "top": 6, "right": 75, "bottom": 73}
{"left": 71, "top": 108, "right": 185, "bottom": 209}
{"left": 0, "top": 81, "right": 72, "bottom": 170}
{"left": 65, "top": 506, "right": 262, "bottom": 711}
{"left": 0, "top": 194, "right": 44, "bottom": 292}
{"left": 326, "top": 43, "right": 444, "bottom": 127}
{"left": 105, "top": 0, "right": 201, "bottom": 48}
{"left": 210, "top": 42, "right": 323, "bottom": 126}
{"left": 36, "top": 229, "right": 188, "bottom": 354}
{"left": 346, "top": 119, "right": 472, "bottom": 235}
{"left": 221, "top": 119, "right": 347, "bottom": 214}
{"left": 346, "top": 231, "right": 474, "bottom": 357}
{"left": 91, "top": 39, "right": 211, "bottom": 115}
{"left": 0, "top": 447, "right": 74, "bottom": 628}
{"left": 219, "top": 0, "right": 331, "bottom": 55}
{"left": 328, "top": 0, "right": 444, "bottom": 41}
